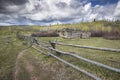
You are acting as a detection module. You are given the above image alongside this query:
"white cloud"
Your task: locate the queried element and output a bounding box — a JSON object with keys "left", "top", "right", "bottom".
{"left": 23, "top": 0, "right": 78, "bottom": 21}
{"left": 84, "top": 3, "right": 91, "bottom": 12}
{"left": 0, "top": 23, "right": 12, "bottom": 26}
{"left": 0, "top": 0, "right": 119, "bottom": 25}
{"left": 114, "top": 1, "right": 120, "bottom": 19}
{"left": 85, "top": 3, "right": 116, "bottom": 21}
{"left": 23, "top": 0, "right": 117, "bottom": 22}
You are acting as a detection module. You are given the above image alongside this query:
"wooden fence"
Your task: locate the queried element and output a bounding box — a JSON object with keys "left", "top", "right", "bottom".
{"left": 32, "top": 39, "right": 120, "bottom": 80}
{"left": 32, "top": 45, "right": 101, "bottom": 80}
{"left": 51, "top": 42, "right": 120, "bottom": 52}
{"left": 17, "top": 35, "right": 120, "bottom": 80}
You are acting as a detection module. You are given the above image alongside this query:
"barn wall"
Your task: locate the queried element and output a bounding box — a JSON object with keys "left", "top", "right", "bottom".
{"left": 71, "top": 31, "right": 82, "bottom": 38}
{"left": 58, "top": 29, "right": 91, "bottom": 38}
{"left": 82, "top": 32, "right": 91, "bottom": 38}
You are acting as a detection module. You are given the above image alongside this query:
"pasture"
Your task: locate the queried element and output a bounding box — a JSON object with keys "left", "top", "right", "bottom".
{"left": 0, "top": 20, "right": 120, "bottom": 80}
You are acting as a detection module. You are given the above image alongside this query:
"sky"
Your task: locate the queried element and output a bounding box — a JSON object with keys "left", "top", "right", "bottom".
{"left": 0, "top": 0, "right": 120, "bottom": 26}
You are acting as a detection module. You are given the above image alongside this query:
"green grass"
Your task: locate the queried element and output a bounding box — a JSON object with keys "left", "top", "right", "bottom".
{"left": 38, "top": 37, "right": 120, "bottom": 48}
{"left": 18, "top": 47, "right": 94, "bottom": 80}
{"left": 31, "top": 20, "right": 120, "bottom": 32}
{"left": 60, "top": 55, "right": 120, "bottom": 80}
{"left": 0, "top": 28, "right": 29, "bottom": 80}
{"left": 0, "top": 22, "right": 120, "bottom": 80}
{"left": 37, "top": 37, "right": 120, "bottom": 80}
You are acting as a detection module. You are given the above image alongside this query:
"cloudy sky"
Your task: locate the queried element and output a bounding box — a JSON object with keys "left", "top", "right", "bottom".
{"left": 0, "top": 0, "right": 120, "bottom": 26}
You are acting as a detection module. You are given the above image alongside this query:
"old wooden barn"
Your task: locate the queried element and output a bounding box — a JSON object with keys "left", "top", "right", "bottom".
{"left": 58, "top": 28, "right": 91, "bottom": 38}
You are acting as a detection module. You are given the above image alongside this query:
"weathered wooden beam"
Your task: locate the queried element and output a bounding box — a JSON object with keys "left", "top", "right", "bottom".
{"left": 38, "top": 42, "right": 50, "bottom": 47}
{"left": 32, "top": 45, "right": 101, "bottom": 80}
{"left": 38, "top": 40, "right": 49, "bottom": 44}
{"left": 34, "top": 43, "right": 120, "bottom": 73}
{"left": 32, "top": 45, "right": 48, "bottom": 55}
{"left": 33, "top": 43, "right": 50, "bottom": 50}
{"left": 49, "top": 41, "right": 56, "bottom": 49}
{"left": 52, "top": 42, "right": 120, "bottom": 52}
{"left": 50, "top": 47, "right": 120, "bottom": 73}
{"left": 48, "top": 52, "right": 101, "bottom": 80}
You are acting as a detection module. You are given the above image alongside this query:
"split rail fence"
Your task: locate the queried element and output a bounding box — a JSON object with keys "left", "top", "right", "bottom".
{"left": 32, "top": 39, "right": 120, "bottom": 80}
{"left": 17, "top": 35, "right": 120, "bottom": 80}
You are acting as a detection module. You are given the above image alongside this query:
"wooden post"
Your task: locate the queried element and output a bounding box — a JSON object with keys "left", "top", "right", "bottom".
{"left": 49, "top": 40, "right": 61, "bottom": 55}
{"left": 33, "top": 38, "right": 39, "bottom": 45}
{"left": 49, "top": 40, "right": 56, "bottom": 49}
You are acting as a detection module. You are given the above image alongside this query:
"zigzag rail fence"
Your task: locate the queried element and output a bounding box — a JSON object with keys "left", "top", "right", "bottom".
{"left": 34, "top": 39, "right": 120, "bottom": 71}
{"left": 32, "top": 41, "right": 120, "bottom": 80}
{"left": 34, "top": 40, "right": 120, "bottom": 73}
{"left": 51, "top": 41, "right": 120, "bottom": 71}
{"left": 16, "top": 35, "right": 120, "bottom": 80}
{"left": 51, "top": 42, "right": 120, "bottom": 52}
{"left": 32, "top": 44, "right": 101, "bottom": 80}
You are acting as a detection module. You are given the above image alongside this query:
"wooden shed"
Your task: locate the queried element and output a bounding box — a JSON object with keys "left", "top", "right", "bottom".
{"left": 58, "top": 28, "right": 91, "bottom": 38}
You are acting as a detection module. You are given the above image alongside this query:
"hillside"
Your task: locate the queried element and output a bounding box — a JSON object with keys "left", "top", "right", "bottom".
{"left": 31, "top": 20, "right": 120, "bottom": 32}
{"left": 0, "top": 21, "right": 120, "bottom": 80}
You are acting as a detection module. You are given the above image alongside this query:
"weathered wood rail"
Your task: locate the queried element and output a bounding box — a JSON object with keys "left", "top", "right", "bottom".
{"left": 32, "top": 45, "right": 101, "bottom": 80}
{"left": 32, "top": 46, "right": 48, "bottom": 55}
{"left": 51, "top": 42, "right": 120, "bottom": 52}
{"left": 48, "top": 52, "right": 101, "bottom": 80}
{"left": 34, "top": 40, "right": 120, "bottom": 73}
{"left": 17, "top": 35, "right": 120, "bottom": 80}
{"left": 49, "top": 47, "right": 120, "bottom": 73}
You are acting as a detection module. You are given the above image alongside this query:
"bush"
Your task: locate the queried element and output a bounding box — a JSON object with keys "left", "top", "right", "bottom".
{"left": 91, "top": 30, "right": 103, "bottom": 37}
{"left": 103, "top": 31, "right": 120, "bottom": 40}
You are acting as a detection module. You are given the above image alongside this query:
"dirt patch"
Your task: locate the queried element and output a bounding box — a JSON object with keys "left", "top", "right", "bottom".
{"left": 25, "top": 61, "right": 38, "bottom": 80}
{"left": 14, "top": 49, "right": 28, "bottom": 80}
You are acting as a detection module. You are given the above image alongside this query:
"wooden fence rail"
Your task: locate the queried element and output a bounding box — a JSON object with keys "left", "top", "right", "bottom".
{"left": 32, "top": 46, "right": 48, "bottom": 55}
{"left": 49, "top": 47, "right": 120, "bottom": 73}
{"left": 17, "top": 35, "right": 119, "bottom": 80}
{"left": 51, "top": 42, "right": 120, "bottom": 52}
{"left": 35, "top": 41, "right": 120, "bottom": 73}
{"left": 32, "top": 45, "right": 101, "bottom": 80}
{"left": 48, "top": 52, "right": 101, "bottom": 80}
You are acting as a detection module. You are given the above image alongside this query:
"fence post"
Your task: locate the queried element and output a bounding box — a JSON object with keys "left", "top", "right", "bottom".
{"left": 49, "top": 40, "right": 56, "bottom": 49}
{"left": 33, "top": 38, "right": 39, "bottom": 45}
{"left": 49, "top": 40, "right": 61, "bottom": 55}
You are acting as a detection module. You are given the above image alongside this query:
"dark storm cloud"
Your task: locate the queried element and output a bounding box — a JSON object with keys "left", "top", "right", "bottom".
{"left": 0, "top": 0, "right": 28, "bottom": 6}
{"left": 56, "top": 2, "right": 67, "bottom": 8}
{"left": 69, "top": 0, "right": 83, "bottom": 8}
{"left": 0, "top": 0, "right": 28, "bottom": 13}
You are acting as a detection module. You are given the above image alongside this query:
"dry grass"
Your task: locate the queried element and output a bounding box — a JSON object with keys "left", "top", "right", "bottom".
{"left": 37, "top": 37, "right": 120, "bottom": 80}
{"left": 18, "top": 47, "right": 93, "bottom": 80}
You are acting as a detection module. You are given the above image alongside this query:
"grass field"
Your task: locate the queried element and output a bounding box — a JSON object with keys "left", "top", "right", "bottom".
{"left": 15, "top": 36, "right": 120, "bottom": 80}
{"left": 0, "top": 32, "right": 29, "bottom": 80}
{"left": 37, "top": 37, "right": 120, "bottom": 80}
{"left": 0, "top": 21, "right": 120, "bottom": 80}
{"left": 31, "top": 20, "right": 120, "bottom": 32}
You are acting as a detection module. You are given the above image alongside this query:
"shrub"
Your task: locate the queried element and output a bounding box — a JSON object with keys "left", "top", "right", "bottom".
{"left": 91, "top": 30, "right": 103, "bottom": 37}
{"left": 103, "top": 31, "right": 120, "bottom": 40}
